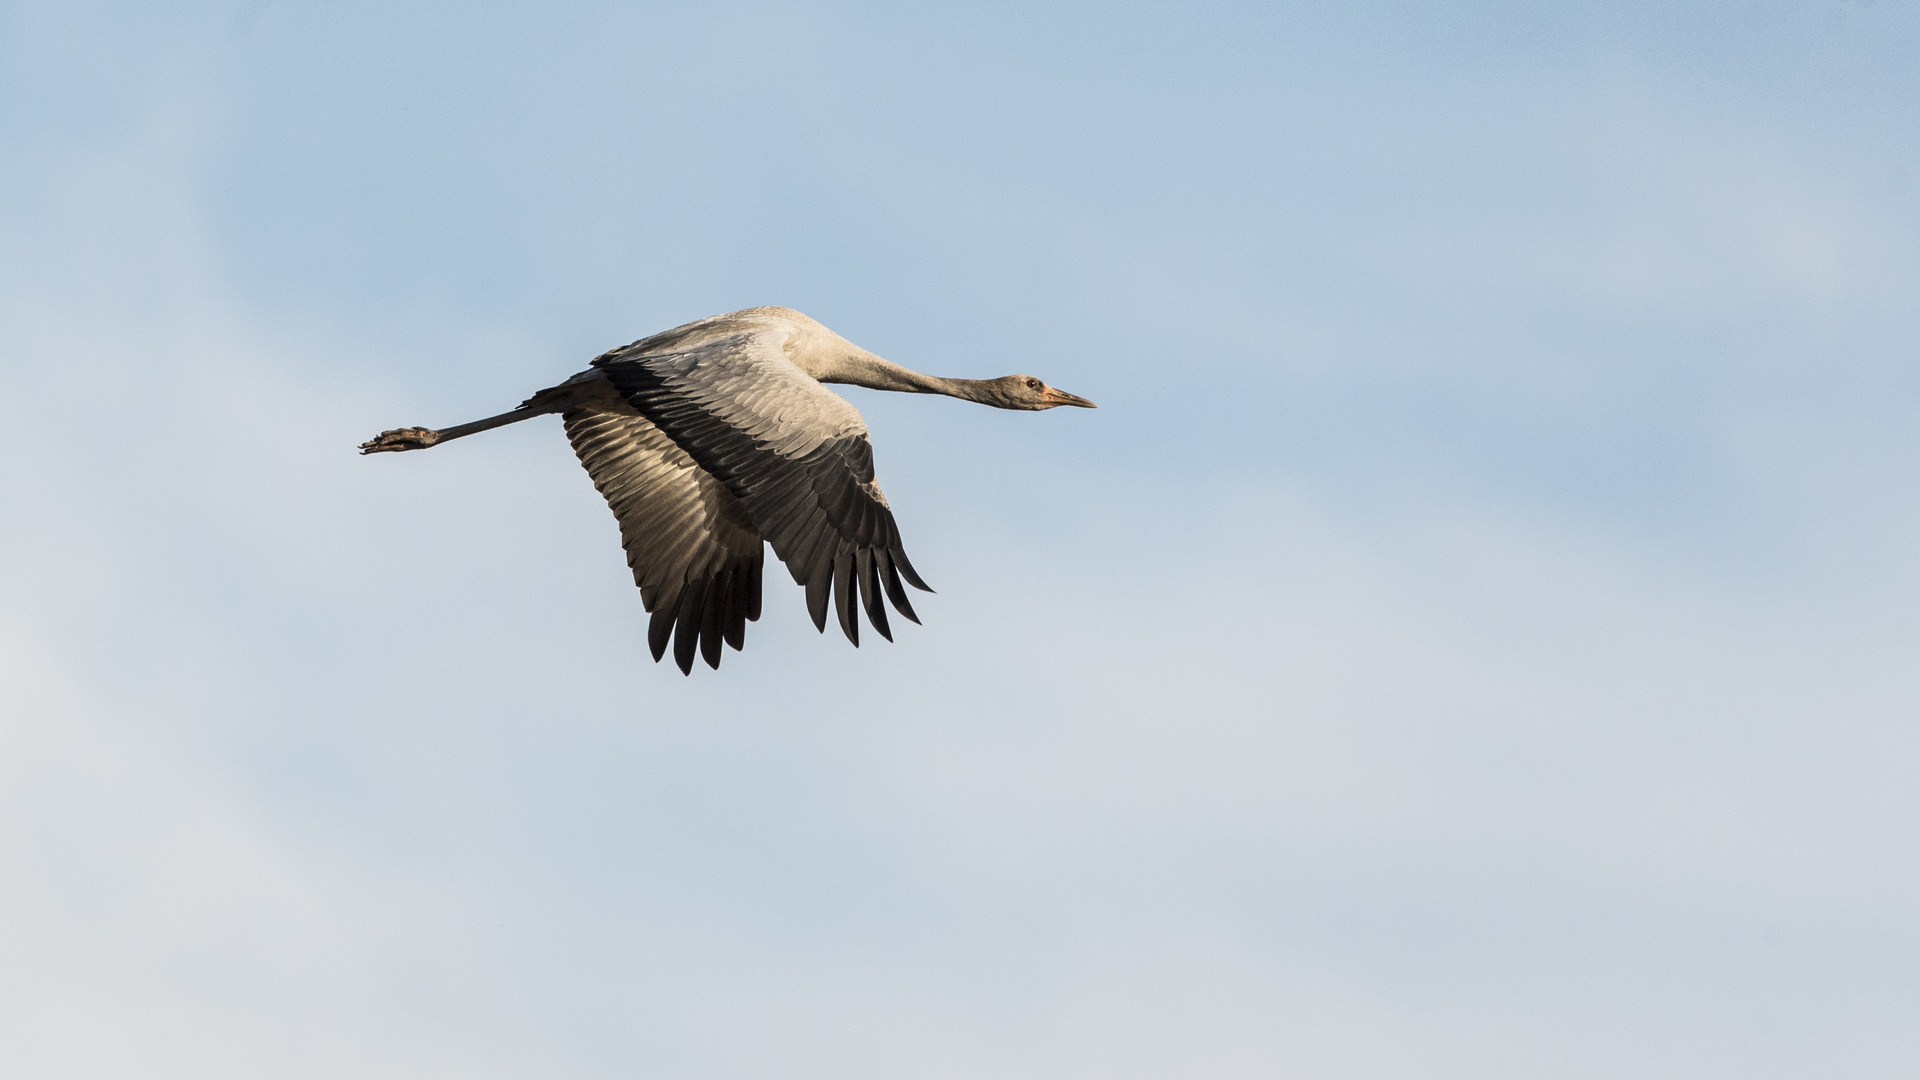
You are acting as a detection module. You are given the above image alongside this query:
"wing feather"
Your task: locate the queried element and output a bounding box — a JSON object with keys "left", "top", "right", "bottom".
{"left": 596, "top": 330, "right": 929, "bottom": 645}
{"left": 559, "top": 376, "right": 763, "bottom": 673}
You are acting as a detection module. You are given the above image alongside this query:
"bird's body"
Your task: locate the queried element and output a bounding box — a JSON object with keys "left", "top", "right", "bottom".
{"left": 360, "top": 307, "right": 1095, "bottom": 673}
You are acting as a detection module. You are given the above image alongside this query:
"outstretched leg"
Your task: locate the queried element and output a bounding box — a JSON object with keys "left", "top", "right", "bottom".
{"left": 358, "top": 406, "right": 543, "bottom": 454}
{"left": 358, "top": 371, "right": 612, "bottom": 455}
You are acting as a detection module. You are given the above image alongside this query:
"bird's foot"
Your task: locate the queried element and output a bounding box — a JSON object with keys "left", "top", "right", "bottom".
{"left": 358, "top": 427, "right": 443, "bottom": 454}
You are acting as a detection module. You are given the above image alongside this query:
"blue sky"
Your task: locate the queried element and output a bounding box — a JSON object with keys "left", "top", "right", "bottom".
{"left": 3, "top": 1, "right": 1918, "bottom": 1076}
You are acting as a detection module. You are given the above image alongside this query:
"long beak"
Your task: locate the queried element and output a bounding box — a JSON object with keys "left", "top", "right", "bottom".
{"left": 1042, "top": 387, "right": 1098, "bottom": 409}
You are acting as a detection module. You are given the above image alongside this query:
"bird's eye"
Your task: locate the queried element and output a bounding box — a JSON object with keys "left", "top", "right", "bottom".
{"left": 1026, "top": 379, "right": 1040, "bottom": 389}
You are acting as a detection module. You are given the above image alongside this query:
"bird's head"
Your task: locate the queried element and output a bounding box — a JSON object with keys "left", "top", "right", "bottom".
{"left": 984, "top": 375, "right": 1099, "bottom": 411}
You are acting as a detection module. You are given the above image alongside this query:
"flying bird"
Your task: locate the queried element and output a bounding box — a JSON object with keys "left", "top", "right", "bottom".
{"left": 359, "top": 306, "right": 1096, "bottom": 674}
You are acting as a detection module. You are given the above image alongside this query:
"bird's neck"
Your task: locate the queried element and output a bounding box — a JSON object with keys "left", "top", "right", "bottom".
{"left": 812, "top": 349, "right": 997, "bottom": 404}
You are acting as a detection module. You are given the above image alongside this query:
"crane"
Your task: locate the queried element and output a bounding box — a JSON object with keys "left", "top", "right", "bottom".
{"left": 359, "top": 307, "right": 1096, "bottom": 673}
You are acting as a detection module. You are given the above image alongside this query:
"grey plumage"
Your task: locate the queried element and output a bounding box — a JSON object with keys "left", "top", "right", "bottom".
{"left": 359, "top": 306, "right": 1096, "bottom": 674}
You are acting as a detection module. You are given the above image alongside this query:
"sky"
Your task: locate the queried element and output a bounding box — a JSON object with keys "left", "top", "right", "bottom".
{"left": 2, "top": 1, "right": 1918, "bottom": 1076}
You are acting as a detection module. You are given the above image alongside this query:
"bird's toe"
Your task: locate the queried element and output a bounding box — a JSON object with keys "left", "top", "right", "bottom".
{"left": 358, "top": 427, "right": 442, "bottom": 454}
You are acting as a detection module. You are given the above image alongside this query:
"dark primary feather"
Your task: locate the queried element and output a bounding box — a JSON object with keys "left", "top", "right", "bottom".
{"left": 559, "top": 378, "right": 763, "bottom": 673}
{"left": 594, "top": 330, "right": 930, "bottom": 648}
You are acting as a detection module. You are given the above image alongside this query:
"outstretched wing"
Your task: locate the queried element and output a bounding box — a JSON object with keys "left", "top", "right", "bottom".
{"left": 594, "top": 330, "right": 930, "bottom": 647}
{"left": 559, "top": 376, "right": 764, "bottom": 674}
